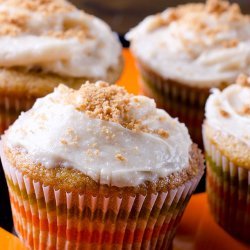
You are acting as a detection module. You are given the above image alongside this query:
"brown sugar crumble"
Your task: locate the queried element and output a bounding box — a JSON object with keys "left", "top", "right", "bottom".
{"left": 60, "top": 128, "right": 79, "bottom": 146}
{"left": 57, "top": 82, "right": 170, "bottom": 138}
{"left": 155, "top": 129, "right": 169, "bottom": 138}
{"left": 148, "top": 0, "right": 247, "bottom": 50}
{"left": 0, "top": 0, "right": 90, "bottom": 39}
{"left": 220, "top": 109, "right": 230, "bottom": 118}
{"left": 2, "top": 0, "right": 75, "bottom": 14}
{"left": 236, "top": 74, "right": 250, "bottom": 87}
{"left": 205, "top": 0, "right": 231, "bottom": 14}
{"left": 221, "top": 39, "right": 239, "bottom": 48}
{"left": 239, "top": 106, "right": 250, "bottom": 116}
{"left": 115, "top": 153, "right": 126, "bottom": 161}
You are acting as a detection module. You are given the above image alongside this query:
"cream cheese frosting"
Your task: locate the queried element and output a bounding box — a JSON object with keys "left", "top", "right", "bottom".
{"left": 0, "top": 0, "right": 121, "bottom": 79}
{"left": 3, "top": 82, "right": 192, "bottom": 187}
{"left": 126, "top": 0, "right": 250, "bottom": 87}
{"left": 205, "top": 74, "right": 250, "bottom": 146}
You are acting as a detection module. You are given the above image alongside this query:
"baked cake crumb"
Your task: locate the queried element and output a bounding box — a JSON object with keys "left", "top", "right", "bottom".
{"left": 0, "top": 0, "right": 90, "bottom": 39}
{"left": 221, "top": 39, "right": 239, "bottom": 48}
{"left": 236, "top": 74, "right": 250, "bottom": 86}
{"left": 220, "top": 109, "right": 230, "bottom": 118}
{"left": 206, "top": 0, "right": 230, "bottom": 14}
{"left": 4, "top": 0, "right": 75, "bottom": 14}
{"left": 115, "top": 153, "right": 126, "bottom": 161}
{"left": 56, "top": 82, "right": 171, "bottom": 139}
{"left": 240, "top": 106, "right": 250, "bottom": 116}
{"left": 155, "top": 129, "right": 169, "bottom": 138}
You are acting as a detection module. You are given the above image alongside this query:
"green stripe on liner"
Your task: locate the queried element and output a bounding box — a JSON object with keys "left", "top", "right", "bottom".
{"left": 6, "top": 176, "right": 190, "bottom": 223}
{"left": 206, "top": 155, "right": 249, "bottom": 190}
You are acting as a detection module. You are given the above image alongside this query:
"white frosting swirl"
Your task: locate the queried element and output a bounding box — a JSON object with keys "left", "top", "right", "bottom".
{"left": 0, "top": 0, "right": 121, "bottom": 79}
{"left": 3, "top": 83, "right": 192, "bottom": 187}
{"left": 126, "top": 1, "right": 250, "bottom": 87}
{"left": 205, "top": 81, "right": 250, "bottom": 146}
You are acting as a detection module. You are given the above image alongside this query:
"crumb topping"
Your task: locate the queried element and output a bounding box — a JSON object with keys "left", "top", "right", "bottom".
{"left": 155, "top": 129, "right": 169, "bottom": 138}
{"left": 221, "top": 39, "right": 239, "bottom": 48}
{"left": 59, "top": 127, "right": 78, "bottom": 146}
{"left": 236, "top": 74, "right": 250, "bottom": 87}
{"left": 0, "top": 0, "right": 91, "bottom": 39}
{"left": 239, "top": 106, "right": 250, "bottom": 116}
{"left": 147, "top": 0, "right": 247, "bottom": 46}
{"left": 205, "top": 0, "right": 231, "bottom": 14}
{"left": 115, "top": 153, "right": 126, "bottom": 161}
{"left": 0, "top": 0, "right": 75, "bottom": 14}
{"left": 219, "top": 109, "right": 230, "bottom": 118}
{"left": 0, "top": 10, "right": 28, "bottom": 36}
{"left": 57, "top": 82, "right": 170, "bottom": 138}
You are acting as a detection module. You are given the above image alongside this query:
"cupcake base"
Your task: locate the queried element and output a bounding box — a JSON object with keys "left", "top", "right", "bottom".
{"left": 204, "top": 133, "right": 250, "bottom": 243}
{"left": 1, "top": 146, "right": 204, "bottom": 250}
{"left": 137, "top": 62, "right": 210, "bottom": 149}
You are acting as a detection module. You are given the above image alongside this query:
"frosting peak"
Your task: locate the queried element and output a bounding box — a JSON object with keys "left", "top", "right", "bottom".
{"left": 205, "top": 74, "right": 250, "bottom": 146}
{"left": 0, "top": 0, "right": 121, "bottom": 79}
{"left": 127, "top": 0, "right": 250, "bottom": 87}
{"left": 3, "top": 82, "right": 192, "bottom": 187}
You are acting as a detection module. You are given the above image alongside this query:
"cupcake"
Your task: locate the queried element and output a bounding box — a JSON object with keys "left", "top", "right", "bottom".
{"left": 0, "top": 0, "right": 123, "bottom": 134}
{"left": 126, "top": 0, "right": 250, "bottom": 147}
{"left": 1, "top": 82, "right": 204, "bottom": 249}
{"left": 203, "top": 74, "right": 250, "bottom": 243}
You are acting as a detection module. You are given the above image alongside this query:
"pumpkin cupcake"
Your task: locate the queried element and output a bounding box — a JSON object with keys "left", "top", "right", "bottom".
{"left": 203, "top": 74, "right": 250, "bottom": 243}
{"left": 0, "top": 0, "right": 123, "bottom": 134}
{"left": 1, "top": 82, "right": 204, "bottom": 249}
{"left": 126, "top": 0, "right": 250, "bottom": 147}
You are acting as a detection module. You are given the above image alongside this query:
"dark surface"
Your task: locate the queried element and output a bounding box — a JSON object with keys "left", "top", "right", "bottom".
{"left": 0, "top": 160, "right": 13, "bottom": 232}
{"left": 71, "top": 0, "right": 250, "bottom": 34}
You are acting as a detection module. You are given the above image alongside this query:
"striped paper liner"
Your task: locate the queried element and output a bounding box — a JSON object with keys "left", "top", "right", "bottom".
{"left": 1, "top": 146, "right": 203, "bottom": 250}
{"left": 0, "top": 94, "right": 35, "bottom": 134}
{"left": 203, "top": 130, "right": 250, "bottom": 243}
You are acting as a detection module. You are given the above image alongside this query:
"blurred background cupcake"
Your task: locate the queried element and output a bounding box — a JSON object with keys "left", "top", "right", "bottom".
{"left": 0, "top": 0, "right": 123, "bottom": 134}
{"left": 0, "top": 0, "right": 122, "bottom": 235}
{"left": 203, "top": 74, "right": 250, "bottom": 243}
{"left": 126, "top": 0, "right": 250, "bottom": 147}
{"left": 1, "top": 82, "right": 204, "bottom": 249}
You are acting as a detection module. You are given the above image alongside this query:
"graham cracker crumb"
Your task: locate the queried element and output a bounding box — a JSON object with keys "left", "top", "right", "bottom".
{"left": 0, "top": 0, "right": 90, "bottom": 39}
{"left": 221, "top": 39, "right": 239, "bottom": 48}
{"left": 60, "top": 139, "right": 68, "bottom": 145}
{"left": 220, "top": 109, "right": 230, "bottom": 118}
{"left": 60, "top": 128, "right": 78, "bottom": 146}
{"left": 240, "top": 106, "right": 250, "bottom": 116}
{"left": 155, "top": 129, "right": 169, "bottom": 138}
{"left": 62, "top": 82, "right": 134, "bottom": 129}
{"left": 115, "top": 153, "right": 126, "bottom": 161}
{"left": 5, "top": 0, "right": 75, "bottom": 14}
{"left": 56, "top": 83, "right": 172, "bottom": 138}
{"left": 145, "top": 0, "right": 247, "bottom": 52}
{"left": 158, "top": 116, "right": 166, "bottom": 122}
{"left": 86, "top": 149, "right": 99, "bottom": 157}
{"left": 236, "top": 74, "right": 250, "bottom": 87}
{"left": 0, "top": 10, "right": 28, "bottom": 36}
{"left": 101, "top": 126, "right": 115, "bottom": 140}
{"left": 206, "top": 0, "right": 230, "bottom": 14}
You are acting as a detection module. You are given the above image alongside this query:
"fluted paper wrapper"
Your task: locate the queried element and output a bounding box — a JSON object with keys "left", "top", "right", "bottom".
{"left": 1, "top": 147, "right": 203, "bottom": 250}
{"left": 137, "top": 63, "right": 209, "bottom": 148}
{"left": 0, "top": 94, "right": 35, "bottom": 134}
{"left": 203, "top": 133, "right": 250, "bottom": 243}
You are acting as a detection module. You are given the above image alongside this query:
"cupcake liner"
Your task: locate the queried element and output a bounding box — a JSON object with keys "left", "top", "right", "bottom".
{"left": 0, "top": 94, "right": 36, "bottom": 134}
{"left": 1, "top": 146, "right": 203, "bottom": 250}
{"left": 138, "top": 63, "right": 210, "bottom": 148}
{"left": 203, "top": 132, "right": 250, "bottom": 243}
